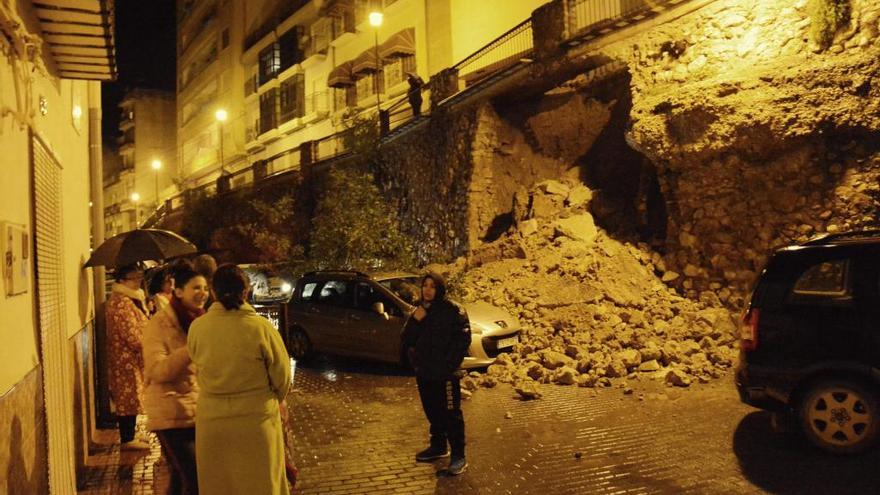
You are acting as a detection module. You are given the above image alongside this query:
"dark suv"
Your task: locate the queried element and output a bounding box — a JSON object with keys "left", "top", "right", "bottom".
{"left": 736, "top": 231, "right": 880, "bottom": 454}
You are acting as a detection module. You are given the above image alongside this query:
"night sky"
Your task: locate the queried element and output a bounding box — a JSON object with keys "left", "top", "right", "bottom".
{"left": 101, "top": 0, "right": 176, "bottom": 141}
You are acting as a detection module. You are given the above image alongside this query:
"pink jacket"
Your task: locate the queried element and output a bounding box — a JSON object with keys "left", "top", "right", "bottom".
{"left": 142, "top": 304, "right": 199, "bottom": 431}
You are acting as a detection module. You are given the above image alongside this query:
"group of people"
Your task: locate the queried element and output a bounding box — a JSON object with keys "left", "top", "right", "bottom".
{"left": 106, "top": 257, "right": 473, "bottom": 494}
{"left": 105, "top": 255, "right": 293, "bottom": 494}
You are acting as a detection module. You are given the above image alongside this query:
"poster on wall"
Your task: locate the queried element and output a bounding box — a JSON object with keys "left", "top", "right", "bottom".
{"left": 2, "top": 222, "right": 30, "bottom": 296}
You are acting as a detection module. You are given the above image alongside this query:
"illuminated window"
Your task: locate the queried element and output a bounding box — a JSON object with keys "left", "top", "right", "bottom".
{"left": 258, "top": 43, "right": 281, "bottom": 85}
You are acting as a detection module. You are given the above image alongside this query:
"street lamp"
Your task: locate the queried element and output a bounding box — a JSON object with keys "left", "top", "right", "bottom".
{"left": 130, "top": 192, "right": 140, "bottom": 228}
{"left": 151, "top": 159, "right": 162, "bottom": 206}
{"left": 369, "top": 12, "right": 383, "bottom": 120}
{"left": 215, "top": 109, "right": 228, "bottom": 175}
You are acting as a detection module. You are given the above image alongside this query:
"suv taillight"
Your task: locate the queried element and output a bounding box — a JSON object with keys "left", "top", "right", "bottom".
{"left": 740, "top": 308, "right": 760, "bottom": 351}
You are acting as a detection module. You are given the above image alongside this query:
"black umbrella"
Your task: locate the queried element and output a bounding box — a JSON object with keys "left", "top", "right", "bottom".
{"left": 84, "top": 229, "right": 198, "bottom": 270}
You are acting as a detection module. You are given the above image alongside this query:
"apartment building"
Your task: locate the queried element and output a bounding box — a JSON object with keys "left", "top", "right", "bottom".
{"left": 104, "top": 88, "right": 176, "bottom": 231}
{"left": 0, "top": 0, "right": 115, "bottom": 493}
{"left": 176, "top": 0, "right": 543, "bottom": 189}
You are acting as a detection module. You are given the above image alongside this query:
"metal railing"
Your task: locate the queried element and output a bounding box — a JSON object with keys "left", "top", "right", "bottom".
{"left": 315, "top": 131, "right": 350, "bottom": 162}
{"left": 452, "top": 18, "right": 534, "bottom": 80}
{"left": 266, "top": 148, "right": 302, "bottom": 176}
{"left": 568, "top": 0, "right": 655, "bottom": 38}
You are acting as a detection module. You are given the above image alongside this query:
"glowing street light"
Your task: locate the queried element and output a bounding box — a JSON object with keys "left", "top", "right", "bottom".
{"left": 215, "top": 109, "right": 228, "bottom": 174}
{"left": 368, "top": 11, "right": 383, "bottom": 27}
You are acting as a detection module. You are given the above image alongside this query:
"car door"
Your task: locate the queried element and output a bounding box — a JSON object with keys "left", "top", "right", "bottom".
{"left": 303, "top": 279, "right": 354, "bottom": 354}
{"left": 351, "top": 281, "right": 407, "bottom": 362}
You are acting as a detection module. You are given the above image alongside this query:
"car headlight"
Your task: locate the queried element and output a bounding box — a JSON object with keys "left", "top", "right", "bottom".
{"left": 281, "top": 282, "right": 292, "bottom": 293}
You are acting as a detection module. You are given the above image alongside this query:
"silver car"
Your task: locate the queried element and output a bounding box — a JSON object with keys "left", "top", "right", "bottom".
{"left": 285, "top": 270, "right": 521, "bottom": 369}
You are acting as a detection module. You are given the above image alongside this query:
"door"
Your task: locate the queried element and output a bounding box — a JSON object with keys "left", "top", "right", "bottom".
{"left": 297, "top": 279, "right": 353, "bottom": 353}
{"left": 352, "top": 282, "right": 407, "bottom": 362}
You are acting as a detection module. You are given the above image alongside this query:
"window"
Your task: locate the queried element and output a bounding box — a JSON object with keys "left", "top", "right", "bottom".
{"left": 383, "top": 55, "right": 415, "bottom": 89}
{"left": 279, "top": 74, "right": 305, "bottom": 123}
{"left": 378, "top": 277, "right": 421, "bottom": 306}
{"left": 259, "top": 88, "right": 278, "bottom": 133}
{"left": 332, "top": 86, "right": 357, "bottom": 111}
{"left": 355, "top": 282, "right": 402, "bottom": 317}
{"left": 315, "top": 280, "right": 353, "bottom": 308}
{"left": 356, "top": 72, "right": 384, "bottom": 101}
{"left": 300, "top": 282, "right": 317, "bottom": 300}
{"left": 792, "top": 259, "right": 849, "bottom": 296}
{"left": 279, "top": 26, "right": 304, "bottom": 72}
{"left": 258, "top": 43, "right": 280, "bottom": 85}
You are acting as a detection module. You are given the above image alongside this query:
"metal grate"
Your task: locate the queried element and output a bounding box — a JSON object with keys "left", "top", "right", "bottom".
{"left": 32, "top": 135, "right": 77, "bottom": 493}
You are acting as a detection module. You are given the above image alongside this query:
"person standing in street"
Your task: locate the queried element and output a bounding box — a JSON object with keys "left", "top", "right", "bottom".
{"left": 146, "top": 266, "right": 174, "bottom": 316}
{"left": 143, "top": 262, "right": 209, "bottom": 494}
{"left": 401, "top": 272, "right": 471, "bottom": 475}
{"left": 105, "top": 263, "right": 150, "bottom": 450}
{"left": 188, "top": 264, "right": 291, "bottom": 494}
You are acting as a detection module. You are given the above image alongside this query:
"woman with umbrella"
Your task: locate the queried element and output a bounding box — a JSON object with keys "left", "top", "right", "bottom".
{"left": 106, "top": 263, "right": 151, "bottom": 450}
{"left": 86, "top": 228, "right": 199, "bottom": 451}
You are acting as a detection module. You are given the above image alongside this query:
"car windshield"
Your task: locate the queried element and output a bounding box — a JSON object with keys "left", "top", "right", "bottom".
{"left": 378, "top": 277, "right": 421, "bottom": 306}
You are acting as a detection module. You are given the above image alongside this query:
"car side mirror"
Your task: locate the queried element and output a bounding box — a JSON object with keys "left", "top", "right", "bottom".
{"left": 372, "top": 301, "right": 389, "bottom": 320}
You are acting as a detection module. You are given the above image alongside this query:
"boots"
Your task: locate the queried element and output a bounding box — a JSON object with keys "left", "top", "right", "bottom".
{"left": 415, "top": 443, "right": 449, "bottom": 462}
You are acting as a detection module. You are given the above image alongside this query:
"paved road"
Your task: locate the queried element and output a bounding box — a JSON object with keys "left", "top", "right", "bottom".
{"left": 287, "top": 356, "right": 880, "bottom": 495}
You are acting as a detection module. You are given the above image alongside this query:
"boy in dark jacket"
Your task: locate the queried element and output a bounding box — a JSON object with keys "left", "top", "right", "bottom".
{"left": 401, "top": 272, "right": 471, "bottom": 475}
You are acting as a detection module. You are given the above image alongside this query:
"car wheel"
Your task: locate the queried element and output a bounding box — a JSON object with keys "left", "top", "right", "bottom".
{"left": 799, "top": 378, "right": 879, "bottom": 455}
{"left": 287, "top": 328, "right": 312, "bottom": 361}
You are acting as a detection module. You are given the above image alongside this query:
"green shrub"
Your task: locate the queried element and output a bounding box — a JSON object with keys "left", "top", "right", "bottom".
{"left": 309, "top": 164, "right": 414, "bottom": 271}
{"left": 808, "top": 0, "right": 851, "bottom": 49}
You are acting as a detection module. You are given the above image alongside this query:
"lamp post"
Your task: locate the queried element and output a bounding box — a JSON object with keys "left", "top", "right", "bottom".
{"left": 215, "top": 109, "right": 228, "bottom": 174}
{"left": 369, "top": 12, "right": 383, "bottom": 120}
{"left": 130, "top": 192, "right": 140, "bottom": 228}
{"left": 151, "top": 159, "right": 162, "bottom": 207}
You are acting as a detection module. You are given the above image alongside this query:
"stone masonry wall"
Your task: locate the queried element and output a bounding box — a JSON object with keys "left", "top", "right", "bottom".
{"left": 589, "top": 0, "right": 880, "bottom": 304}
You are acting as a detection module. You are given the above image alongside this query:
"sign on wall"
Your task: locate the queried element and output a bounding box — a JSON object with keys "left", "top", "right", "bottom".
{"left": 2, "top": 222, "right": 30, "bottom": 296}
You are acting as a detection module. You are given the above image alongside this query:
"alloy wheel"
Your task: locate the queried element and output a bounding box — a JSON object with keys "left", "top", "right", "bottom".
{"left": 801, "top": 380, "right": 878, "bottom": 453}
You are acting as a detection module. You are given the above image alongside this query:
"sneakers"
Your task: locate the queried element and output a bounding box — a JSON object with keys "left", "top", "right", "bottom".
{"left": 447, "top": 456, "right": 468, "bottom": 476}
{"left": 120, "top": 439, "right": 151, "bottom": 451}
{"left": 415, "top": 444, "right": 449, "bottom": 462}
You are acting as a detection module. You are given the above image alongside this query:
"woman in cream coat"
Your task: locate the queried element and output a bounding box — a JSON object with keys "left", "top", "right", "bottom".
{"left": 188, "top": 264, "right": 291, "bottom": 495}
{"left": 143, "top": 263, "right": 208, "bottom": 494}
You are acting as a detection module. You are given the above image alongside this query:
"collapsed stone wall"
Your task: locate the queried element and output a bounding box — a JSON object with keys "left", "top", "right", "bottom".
{"left": 588, "top": 0, "right": 880, "bottom": 303}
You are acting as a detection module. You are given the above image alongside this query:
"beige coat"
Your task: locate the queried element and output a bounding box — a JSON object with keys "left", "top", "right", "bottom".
{"left": 188, "top": 303, "right": 291, "bottom": 495}
{"left": 143, "top": 304, "right": 198, "bottom": 431}
{"left": 105, "top": 284, "right": 148, "bottom": 416}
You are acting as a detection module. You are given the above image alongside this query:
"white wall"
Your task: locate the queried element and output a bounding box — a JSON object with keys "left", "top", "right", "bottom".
{"left": 0, "top": 11, "right": 96, "bottom": 391}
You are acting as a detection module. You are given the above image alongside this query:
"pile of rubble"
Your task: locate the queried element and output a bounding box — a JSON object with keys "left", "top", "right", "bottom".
{"left": 431, "top": 179, "right": 741, "bottom": 399}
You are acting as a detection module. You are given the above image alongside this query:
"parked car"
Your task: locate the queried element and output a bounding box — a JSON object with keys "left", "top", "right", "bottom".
{"left": 285, "top": 270, "right": 522, "bottom": 369}
{"left": 735, "top": 231, "right": 880, "bottom": 454}
{"left": 240, "top": 264, "right": 295, "bottom": 304}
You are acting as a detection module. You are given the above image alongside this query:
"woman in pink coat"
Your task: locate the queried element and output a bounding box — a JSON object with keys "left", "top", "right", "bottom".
{"left": 105, "top": 263, "right": 150, "bottom": 450}
{"left": 143, "top": 262, "right": 209, "bottom": 493}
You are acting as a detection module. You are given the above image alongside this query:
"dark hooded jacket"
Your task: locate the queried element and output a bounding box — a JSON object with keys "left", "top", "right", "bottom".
{"left": 401, "top": 273, "right": 471, "bottom": 380}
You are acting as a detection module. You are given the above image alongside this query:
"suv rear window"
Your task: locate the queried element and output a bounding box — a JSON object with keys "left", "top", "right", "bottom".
{"left": 792, "top": 259, "right": 849, "bottom": 296}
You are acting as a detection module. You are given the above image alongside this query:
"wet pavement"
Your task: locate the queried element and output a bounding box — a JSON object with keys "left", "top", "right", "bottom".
{"left": 288, "top": 356, "right": 880, "bottom": 495}
{"left": 78, "top": 355, "right": 880, "bottom": 494}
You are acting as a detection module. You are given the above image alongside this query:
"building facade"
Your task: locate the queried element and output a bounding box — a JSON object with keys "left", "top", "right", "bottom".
{"left": 0, "top": 0, "right": 115, "bottom": 493}
{"left": 175, "top": 0, "right": 544, "bottom": 191}
{"left": 104, "top": 88, "right": 176, "bottom": 233}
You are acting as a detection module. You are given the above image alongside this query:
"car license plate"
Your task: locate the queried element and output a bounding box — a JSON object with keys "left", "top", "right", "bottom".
{"left": 496, "top": 336, "right": 518, "bottom": 349}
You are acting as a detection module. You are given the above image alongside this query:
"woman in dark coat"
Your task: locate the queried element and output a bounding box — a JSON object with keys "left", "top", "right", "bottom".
{"left": 401, "top": 272, "right": 471, "bottom": 475}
